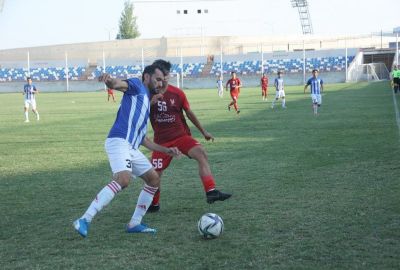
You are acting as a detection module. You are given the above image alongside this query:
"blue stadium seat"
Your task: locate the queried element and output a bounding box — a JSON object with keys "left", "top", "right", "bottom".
{"left": 0, "top": 66, "right": 86, "bottom": 81}
{"left": 0, "top": 56, "right": 355, "bottom": 82}
{"left": 209, "top": 55, "right": 355, "bottom": 75}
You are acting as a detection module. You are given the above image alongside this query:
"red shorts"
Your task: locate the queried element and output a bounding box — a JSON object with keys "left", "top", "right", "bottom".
{"left": 230, "top": 91, "right": 239, "bottom": 101}
{"left": 107, "top": 89, "right": 114, "bottom": 94}
{"left": 151, "top": 135, "right": 201, "bottom": 171}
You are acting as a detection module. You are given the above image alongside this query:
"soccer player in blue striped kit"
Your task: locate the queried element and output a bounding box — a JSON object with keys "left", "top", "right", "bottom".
{"left": 73, "top": 64, "right": 181, "bottom": 237}
{"left": 304, "top": 69, "right": 324, "bottom": 116}
{"left": 23, "top": 77, "right": 40, "bottom": 122}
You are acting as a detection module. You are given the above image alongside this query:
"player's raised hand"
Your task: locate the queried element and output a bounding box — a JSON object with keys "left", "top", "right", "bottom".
{"left": 166, "top": 147, "right": 182, "bottom": 158}
{"left": 98, "top": 73, "right": 128, "bottom": 91}
{"left": 98, "top": 73, "right": 112, "bottom": 83}
{"left": 203, "top": 131, "right": 214, "bottom": 142}
{"left": 150, "top": 93, "right": 164, "bottom": 105}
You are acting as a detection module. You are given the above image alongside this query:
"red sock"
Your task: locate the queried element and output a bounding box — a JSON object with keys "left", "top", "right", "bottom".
{"left": 151, "top": 189, "right": 160, "bottom": 205}
{"left": 201, "top": 175, "right": 216, "bottom": 192}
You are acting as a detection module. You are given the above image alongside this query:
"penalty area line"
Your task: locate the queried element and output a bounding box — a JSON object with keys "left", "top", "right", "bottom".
{"left": 391, "top": 89, "right": 400, "bottom": 142}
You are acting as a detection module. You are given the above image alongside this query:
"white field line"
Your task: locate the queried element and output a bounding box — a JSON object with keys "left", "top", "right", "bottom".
{"left": 391, "top": 89, "right": 400, "bottom": 141}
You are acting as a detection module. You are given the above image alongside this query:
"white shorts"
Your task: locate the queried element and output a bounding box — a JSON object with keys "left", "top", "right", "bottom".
{"left": 311, "top": 94, "right": 322, "bottom": 105}
{"left": 218, "top": 87, "right": 224, "bottom": 97}
{"left": 24, "top": 99, "right": 37, "bottom": 110}
{"left": 105, "top": 137, "right": 153, "bottom": 178}
{"left": 275, "top": 90, "right": 285, "bottom": 99}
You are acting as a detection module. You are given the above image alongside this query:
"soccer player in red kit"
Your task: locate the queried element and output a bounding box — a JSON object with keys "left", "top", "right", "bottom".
{"left": 261, "top": 73, "right": 269, "bottom": 101}
{"left": 148, "top": 60, "right": 232, "bottom": 212}
{"left": 226, "top": 71, "right": 242, "bottom": 114}
{"left": 107, "top": 87, "right": 116, "bottom": 102}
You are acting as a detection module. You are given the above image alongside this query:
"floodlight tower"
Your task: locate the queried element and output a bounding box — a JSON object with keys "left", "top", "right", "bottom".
{"left": 291, "top": 0, "right": 313, "bottom": 35}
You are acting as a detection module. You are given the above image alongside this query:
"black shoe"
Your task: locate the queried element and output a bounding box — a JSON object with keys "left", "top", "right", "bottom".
{"left": 206, "top": 190, "right": 232, "bottom": 204}
{"left": 228, "top": 106, "right": 231, "bottom": 111}
{"left": 237, "top": 110, "right": 240, "bottom": 114}
{"left": 147, "top": 204, "right": 160, "bottom": 213}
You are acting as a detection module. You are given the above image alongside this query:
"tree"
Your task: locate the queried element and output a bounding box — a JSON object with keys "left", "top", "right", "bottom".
{"left": 116, "top": 1, "right": 140, "bottom": 40}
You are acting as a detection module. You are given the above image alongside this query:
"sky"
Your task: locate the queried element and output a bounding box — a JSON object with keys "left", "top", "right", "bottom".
{"left": 0, "top": 0, "right": 399, "bottom": 50}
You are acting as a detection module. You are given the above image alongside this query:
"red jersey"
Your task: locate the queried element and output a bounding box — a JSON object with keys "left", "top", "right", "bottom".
{"left": 150, "top": 85, "right": 191, "bottom": 144}
{"left": 261, "top": 77, "right": 268, "bottom": 87}
{"left": 226, "top": 78, "right": 241, "bottom": 94}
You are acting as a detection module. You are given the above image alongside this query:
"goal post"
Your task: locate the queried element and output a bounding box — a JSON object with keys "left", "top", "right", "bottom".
{"left": 347, "top": 63, "right": 390, "bottom": 82}
{"left": 170, "top": 72, "right": 180, "bottom": 88}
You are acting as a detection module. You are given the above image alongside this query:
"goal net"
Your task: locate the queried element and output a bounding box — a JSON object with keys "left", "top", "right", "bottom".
{"left": 348, "top": 63, "right": 390, "bottom": 82}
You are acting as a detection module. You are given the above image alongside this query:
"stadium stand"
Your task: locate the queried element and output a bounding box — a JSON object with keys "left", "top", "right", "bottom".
{"left": 0, "top": 66, "right": 85, "bottom": 82}
{"left": 0, "top": 55, "right": 354, "bottom": 82}
{"left": 210, "top": 56, "right": 355, "bottom": 75}
{"left": 91, "top": 65, "right": 142, "bottom": 79}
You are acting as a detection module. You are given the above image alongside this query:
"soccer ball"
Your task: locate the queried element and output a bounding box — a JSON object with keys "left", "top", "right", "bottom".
{"left": 197, "top": 213, "right": 224, "bottom": 239}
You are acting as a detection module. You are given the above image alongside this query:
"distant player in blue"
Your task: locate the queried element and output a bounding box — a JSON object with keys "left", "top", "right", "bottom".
{"left": 217, "top": 74, "right": 224, "bottom": 97}
{"left": 73, "top": 64, "right": 181, "bottom": 238}
{"left": 271, "top": 71, "right": 286, "bottom": 109}
{"left": 304, "top": 69, "right": 324, "bottom": 116}
{"left": 23, "top": 77, "right": 40, "bottom": 122}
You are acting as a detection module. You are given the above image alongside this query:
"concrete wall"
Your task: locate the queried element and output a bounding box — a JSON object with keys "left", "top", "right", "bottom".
{"left": 0, "top": 34, "right": 396, "bottom": 64}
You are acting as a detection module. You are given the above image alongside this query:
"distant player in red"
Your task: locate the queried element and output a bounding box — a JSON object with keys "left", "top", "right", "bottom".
{"left": 226, "top": 71, "right": 242, "bottom": 114}
{"left": 148, "top": 60, "right": 232, "bottom": 212}
{"left": 260, "top": 73, "right": 269, "bottom": 101}
{"left": 107, "top": 88, "right": 116, "bottom": 102}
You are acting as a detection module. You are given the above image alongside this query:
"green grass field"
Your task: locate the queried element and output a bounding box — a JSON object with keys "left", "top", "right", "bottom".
{"left": 1, "top": 82, "right": 400, "bottom": 269}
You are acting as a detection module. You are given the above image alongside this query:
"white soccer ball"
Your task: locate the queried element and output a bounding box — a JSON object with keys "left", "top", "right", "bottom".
{"left": 197, "top": 213, "right": 224, "bottom": 239}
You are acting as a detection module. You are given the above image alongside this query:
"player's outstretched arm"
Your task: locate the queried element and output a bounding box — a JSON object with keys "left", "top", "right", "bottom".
{"left": 98, "top": 73, "right": 128, "bottom": 92}
{"left": 185, "top": 109, "right": 214, "bottom": 142}
{"left": 303, "top": 85, "right": 308, "bottom": 94}
{"left": 142, "top": 137, "right": 182, "bottom": 157}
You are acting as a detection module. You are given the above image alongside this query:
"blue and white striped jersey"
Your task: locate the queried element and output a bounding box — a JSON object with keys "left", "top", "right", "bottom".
{"left": 306, "top": 77, "right": 323, "bottom": 94}
{"left": 24, "top": 84, "right": 37, "bottom": 100}
{"left": 274, "top": 78, "right": 284, "bottom": 91}
{"left": 107, "top": 78, "right": 150, "bottom": 149}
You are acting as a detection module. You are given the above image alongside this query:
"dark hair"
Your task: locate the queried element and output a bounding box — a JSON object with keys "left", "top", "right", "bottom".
{"left": 152, "top": 59, "right": 172, "bottom": 74}
{"left": 26, "top": 77, "right": 32, "bottom": 80}
{"left": 142, "top": 64, "right": 162, "bottom": 81}
{"left": 277, "top": 71, "right": 282, "bottom": 75}
{"left": 312, "top": 69, "right": 319, "bottom": 73}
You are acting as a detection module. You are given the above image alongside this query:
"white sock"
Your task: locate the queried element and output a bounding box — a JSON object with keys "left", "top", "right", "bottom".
{"left": 35, "top": 111, "right": 40, "bottom": 120}
{"left": 129, "top": 184, "right": 158, "bottom": 227}
{"left": 81, "top": 181, "right": 121, "bottom": 222}
{"left": 282, "top": 99, "right": 286, "bottom": 107}
{"left": 24, "top": 111, "right": 29, "bottom": 120}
